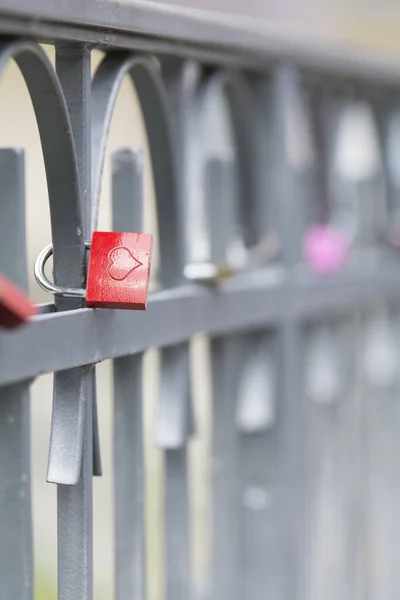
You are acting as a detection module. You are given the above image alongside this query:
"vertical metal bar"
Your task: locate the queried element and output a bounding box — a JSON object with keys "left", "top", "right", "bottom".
{"left": 306, "top": 93, "right": 364, "bottom": 600}
{"left": 378, "top": 107, "right": 400, "bottom": 233}
{"left": 156, "top": 342, "right": 195, "bottom": 600}
{"left": 206, "top": 159, "right": 236, "bottom": 264}
{"left": 273, "top": 68, "right": 307, "bottom": 266}
{"left": 112, "top": 148, "right": 146, "bottom": 600}
{"left": 360, "top": 309, "right": 400, "bottom": 599}
{"left": 112, "top": 148, "right": 143, "bottom": 231}
{"left": 0, "top": 148, "right": 33, "bottom": 600}
{"left": 234, "top": 79, "right": 281, "bottom": 600}
{"left": 211, "top": 334, "right": 242, "bottom": 600}
{"left": 156, "top": 344, "right": 193, "bottom": 599}
{"left": 278, "top": 320, "right": 305, "bottom": 600}
{"left": 164, "top": 446, "right": 190, "bottom": 597}
{"left": 251, "top": 79, "right": 278, "bottom": 257}
{"left": 159, "top": 59, "right": 198, "bottom": 600}
{"left": 54, "top": 45, "right": 93, "bottom": 600}
{"left": 360, "top": 108, "right": 400, "bottom": 599}
{"left": 368, "top": 108, "right": 400, "bottom": 597}
{"left": 328, "top": 98, "right": 385, "bottom": 599}
{"left": 349, "top": 315, "right": 368, "bottom": 600}
{"left": 304, "top": 321, "right": 355, "bottom": 600}
{"left": 155, "top": 344, "right": 193, "bottom": 450}
{"left": 236, "top": 333, "right": 279, "bottom": 600}
{"left": 206, "top": 86, "right": 280, "bottom": 600}
{"left": 207, "top": 157, "right": 242, "bottom": 600}
{"left": 156, "top": 342, "right": 193, "bottom": 600}
{"left": 114, "top": 355, "right": 145, "bottom": 600}
{"left": 272, "top": 66, "right": 307, "bottom": 600}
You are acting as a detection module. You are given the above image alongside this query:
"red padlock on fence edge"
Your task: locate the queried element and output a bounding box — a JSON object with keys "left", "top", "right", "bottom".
{"left": 34, "top": 232, "right": 153, "bottom": 311}
{"left": 0, "top": 274, "right": 38, "bottom": 329}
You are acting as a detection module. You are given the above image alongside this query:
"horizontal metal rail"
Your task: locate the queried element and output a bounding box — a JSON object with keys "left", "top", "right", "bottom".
{"left": 0, "top": 1, "right": 399, "bottom": 83}
{"left": 1, "top": 264, "right": 400, "bottom": 386}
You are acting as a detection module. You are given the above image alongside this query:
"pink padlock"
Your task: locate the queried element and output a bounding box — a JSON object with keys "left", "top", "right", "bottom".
{"left": 304, "top": 224, "right": 350, "bottom": 274}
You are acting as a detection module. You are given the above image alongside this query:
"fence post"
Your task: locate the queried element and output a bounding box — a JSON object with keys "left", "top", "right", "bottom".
{"left": 0, "top": 148, "right": 33, "bottom": 600}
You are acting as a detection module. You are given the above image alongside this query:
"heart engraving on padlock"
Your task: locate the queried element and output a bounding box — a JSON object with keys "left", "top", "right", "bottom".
{"left": 87, "top": 232, "right": 153, "bottom": 310}
{"left": 106, "top": 246, "right": 143, "bottom": 281}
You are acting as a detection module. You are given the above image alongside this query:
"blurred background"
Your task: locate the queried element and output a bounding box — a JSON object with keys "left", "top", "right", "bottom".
{"left": 2, "top": 3, "right": 400, "bottom": 599}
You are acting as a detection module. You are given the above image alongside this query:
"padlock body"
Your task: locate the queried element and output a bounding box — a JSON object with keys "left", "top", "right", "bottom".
{"left": 86, "top": 232, "right": 153, "bottom": 310}
{"left": 0, "top": 274, "right": 37, "bottom": 328}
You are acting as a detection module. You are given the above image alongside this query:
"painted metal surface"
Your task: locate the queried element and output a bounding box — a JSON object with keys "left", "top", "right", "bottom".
{"left": 51, "top": 46, "right": 94, "bottom": 600}
{"left": 0, "top": 149, "right": 33, "bottom": 600}
{"left": 0, "top": 0, "right": 400, "bottom": 84}
{"left": 0, "top": 4, "right": 399, "bottom": 600}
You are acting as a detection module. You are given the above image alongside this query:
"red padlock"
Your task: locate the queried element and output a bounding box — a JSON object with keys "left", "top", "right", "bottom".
{"left": 86, "top": 232, "right": 153, "bottom": 310}
{"left": 0, "top": 273, "right": 37, "bottom": 328}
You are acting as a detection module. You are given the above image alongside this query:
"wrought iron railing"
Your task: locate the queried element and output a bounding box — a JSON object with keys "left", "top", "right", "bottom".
{"left": 1, "top": 2, "right": 400, "bottom": 600}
